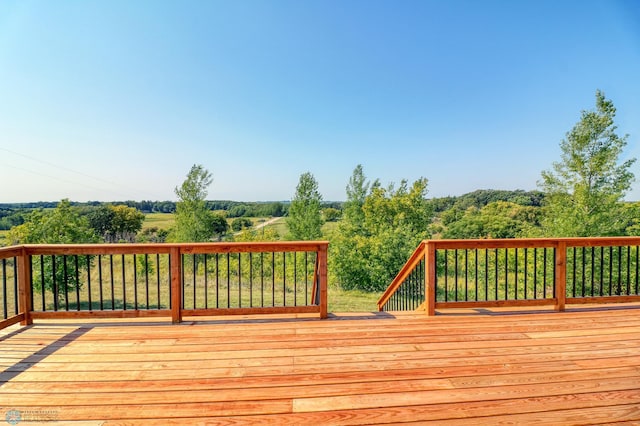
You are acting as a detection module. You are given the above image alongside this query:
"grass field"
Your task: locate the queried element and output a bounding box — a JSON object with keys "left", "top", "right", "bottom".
{"left": 142, "top": 213, "right": 175, "bottom": 230}
{"left": 328, "top": 286, "right": 382, "bottom": 312}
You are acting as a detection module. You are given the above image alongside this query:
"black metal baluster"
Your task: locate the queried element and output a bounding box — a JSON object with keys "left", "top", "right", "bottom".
{"left": 581, "top": 247, "right": 586, "bottom": 298}
{"left": 133, "top": 254, "right": 139, "bottom": 310}
{"left": 86, "top": 255, "right": 92, "bottom": 310}
{"left": 28, "top": 256, "right": 34, "bottom": 313}
{"left": 63, "top": 255, "right": 69, "bottom": 311}
{"left": 616, "top": 246, "right": 622, "bottom": 295}
{"left": 122, "top": 254, "right": 127, "bottom": 310}
{"left": 110, "top": 255, "right": 115, "bottom": 310}
{"left": 504, "top": 249, "right": 508, "bottom": 301}
{"left": 484, "top": 249, "right": 489, "bottom": 301}
{"left": 552, "top": 248, "right": 557, "bottom": 298}
{"left": 293, "top": 252, "right": 297, "bottom": 306}
{"left": 572, "top": 247, "right": 577, "bottom": 298}
{"left": 39, "top": 255, "right": 45, "bottom": 311}
{"left": 283, "top": 252, "right": 286, "bottom": 306}
{"left": 98, "top": 255, "right": 103, "bottom": 310}
{"left": 474, "top": 249, "right": 479, "bottom": 301}
{"left": 305, "top": 252, "right": 309, "bottom": 305}
{"left": 191, "top": 254, "right": 196, "bottom": 309}
{"left": 627, "top": 246, "right": 631, "bottom": 295}
{"left": 599, "top": 247, "right": 604, "bottom": 296}
{"left": 272, "top": 252, "right": 275, "bottom": 307}
{"left": 238, "top": 253, "right": 242, "bottom": 308}
{"left": 204, "top": 254, "right": 208, "bottom": 309}
{"left": 144, "top": 254, "right": 149, "bottom": 309}
{"left": 156, "top": 254, "right": 161, "bottom": 308}
{"left": 533, "top": 248, "right": 538, "bottom": 299}
{"left": 227, "top": 253, "right": 231, "bottom": 308}
{"left": 591, "top": 247, "right": 595, "bottom": 297}
{"left": 514, "top": 248, "right": 518, "bottom": 300}
{"left": 464, "top": 249, "right": 468, "bottom": 302}
{"left": 543, "top": 249, "right": 547, "bottom": 299}
{"left": 261, "top": 252, "right": 265, "bottom": 307}
{"left": 636, "top": 246, "right": 639, "bottom": 295}
{"left": 74, "top": 256, "right": 80, "bottom": 310}
{"left": 454, "top": 249, "right": 459, "bottom": 302}
{"left": 1, "top": 259, "right": 6, "bottom": 318}
{"left": 494, "top": 249, "right": 499, "bottom": 301}
{"left": 215, "top": 253, "right": 220, "bottom": 309}
{"left": 609, "top": 246, "right": 614, "bottom": 295}
{"left": 444, "top": 249, "right": 448, "bottom": 302}
{"left": 524, "top": 248, "right": 528, "bottom": 299}
{"left": 12, "top": 258, "right": 18, "bottom": 315}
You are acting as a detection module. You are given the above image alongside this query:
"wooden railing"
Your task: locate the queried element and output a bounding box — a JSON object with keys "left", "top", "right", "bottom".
{"left": 0, "top": 241, "right": 328, "bottom": 330}
{"left": 378, "top": 237, "right": 640, "bottom": 315}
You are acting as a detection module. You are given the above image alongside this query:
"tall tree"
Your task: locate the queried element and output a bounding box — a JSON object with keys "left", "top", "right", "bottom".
{"left": 287, "top": 172, "right": 323, "bottom": 240}
{"left": 171, "top": 164, "right": 227, "bottom": 242}
{"left": 331, "top": 165, "right": 432, "bottom": 291}
{"left": 343, "top": 164, "right": 370, "bottom": 226}
{"left": 538, "top": 90, "right": 635, "bottom": 236}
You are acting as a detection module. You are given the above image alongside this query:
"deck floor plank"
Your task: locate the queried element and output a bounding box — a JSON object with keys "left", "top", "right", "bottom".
{"left": 1, "top": 305, "right": 640, "bottom": 424}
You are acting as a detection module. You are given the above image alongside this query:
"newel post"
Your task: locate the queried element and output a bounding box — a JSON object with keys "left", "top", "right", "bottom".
{"left": 318, "top": 243, "right": 328, "bottom": 319}
{"left": 555, "top": 241, "right": 567, "bottom": 312}
{"left": 170, "top": 246, "right": 182, "bottom": 324}
{"left": 18, "top": 247, "right": 33, "bottom": 326}
{"left": 424, "top": 242, "right": 436, "bottom": 316}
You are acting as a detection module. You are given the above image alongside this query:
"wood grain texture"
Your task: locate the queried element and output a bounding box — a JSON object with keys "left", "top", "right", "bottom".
{"left": 1, "top": 304, "right": 640, "bottom": 423}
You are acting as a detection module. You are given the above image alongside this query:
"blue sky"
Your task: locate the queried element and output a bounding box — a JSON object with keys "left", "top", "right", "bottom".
{"left": 1, "top": 0, "right": 639, "bottom": 202}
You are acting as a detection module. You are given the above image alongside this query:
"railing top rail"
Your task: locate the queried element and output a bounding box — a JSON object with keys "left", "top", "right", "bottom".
{"left": 428, "top": 236, "right": 640, "bottom": 250}
{"left": 2, "top": 241, "right": 329, "bottom": 256}
{"left": 0, "top": 246, "right": 22, "bottom": 258}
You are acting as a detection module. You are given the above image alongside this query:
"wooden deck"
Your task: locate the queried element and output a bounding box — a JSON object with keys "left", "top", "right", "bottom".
{"left": 2, "top": 305, "right": 640, "bottom": 425}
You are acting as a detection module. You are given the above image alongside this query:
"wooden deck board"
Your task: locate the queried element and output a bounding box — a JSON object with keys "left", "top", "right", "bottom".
{"left": 2, "top": 305, "right": 640, "bottom": 424}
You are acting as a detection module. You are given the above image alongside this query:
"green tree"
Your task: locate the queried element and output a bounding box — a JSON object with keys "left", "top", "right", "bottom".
{"left": 287, "top": 172, "right": 323, "bottom": 240}
{"left": 110, "top": 205, "right": 145, "bottom": 241}
{"left": 88, "top": 205, "right": 145, "bottom": 242}
{"left": 6, "top": 199, "right": 98, "bottom": 299}
{"left": 322, "top": 207, "right": 342, "bottom": 222}
{"left": 538, "top": 90, "right": 635, "bottom": 236}
{"left": 7, "top": 199, "right": 97, "bottom": 245}
{"left": 231, "top": 217, "right": 253, "bottom": 232}
{"left": 171, "top": 164, "right": 227, "bottom": 242}
{"left": 331, "top": 165, "right": 432, "bottom": 292}
{"left": 442, "top": 201, "right": 541, "bottom": 239}
{"left": 343, "top": 164, "right": 370, "bottom": 226}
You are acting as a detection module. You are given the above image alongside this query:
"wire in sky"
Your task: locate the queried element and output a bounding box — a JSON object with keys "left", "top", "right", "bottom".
{"left": 0, "top": 162, "right": 136, "bottom": 200}
{"left": 0, "top": 147, "right": 165, "bottom": 200}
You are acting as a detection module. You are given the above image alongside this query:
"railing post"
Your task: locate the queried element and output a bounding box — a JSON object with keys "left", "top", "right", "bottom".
{"left": 425, "top": 242, "right": 436, "bottom": 316}
{"left": 318, "top": 243, "right": 328, "bottom": 319}
{"left": 555, "top": 241, "right": 567, "bottom": 312}
{"left": 18, "top": 247, "right": 33, "bottom": 326}
{"left": 170, "top": 247, "right": 182, "bottom": 324}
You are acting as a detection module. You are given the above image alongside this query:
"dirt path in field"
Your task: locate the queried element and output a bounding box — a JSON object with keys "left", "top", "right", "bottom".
{"left": 234, "top": 217, "right": 282, "bottom": 236}
{"left": 254, "top": 216, "right": 281, "bottom": 230}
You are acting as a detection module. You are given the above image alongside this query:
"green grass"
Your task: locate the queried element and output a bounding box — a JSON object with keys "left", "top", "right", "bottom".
{"left": 328, "top": 285, "right": 382, "bottom": 312}
{"left": 142, "top": 213, "right": 175, "bottom": 230}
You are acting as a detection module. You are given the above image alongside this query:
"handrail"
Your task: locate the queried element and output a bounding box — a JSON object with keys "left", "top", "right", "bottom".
{"left": 377, "top": 241, "right": 427, "bottom": 311}
{"left": 379, "top": 237, "right": 640, "bottom": 315}
{"left": 0, "top": 241, "right": 329, "bottom": 330}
